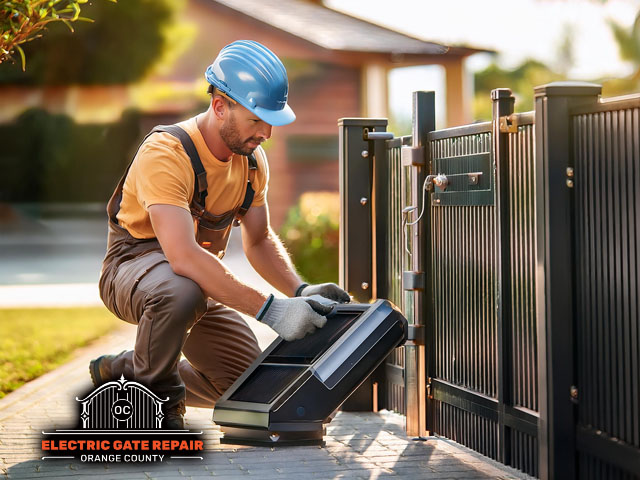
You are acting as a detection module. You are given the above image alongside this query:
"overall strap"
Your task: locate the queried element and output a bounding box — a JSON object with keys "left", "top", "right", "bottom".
{"left": 238, "top": 153, "right": 258, "bottom": 215}
{"left": 107, "top": 128, "right": 163, "bottom": 224}
{"left": 152, "top": 125, "right": 208, "bottom": 210}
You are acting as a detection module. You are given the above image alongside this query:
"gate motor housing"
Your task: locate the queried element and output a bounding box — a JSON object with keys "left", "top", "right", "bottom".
{"left": 212, "top": 299, "right": 407, "bottom": 445}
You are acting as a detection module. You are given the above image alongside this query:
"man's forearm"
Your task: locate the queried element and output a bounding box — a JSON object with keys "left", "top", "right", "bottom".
{"left": 244, "top": 228, "right": 303, "bottom": 297}
{"left": 172, "top": 246, "right": 268, "bottom": 317}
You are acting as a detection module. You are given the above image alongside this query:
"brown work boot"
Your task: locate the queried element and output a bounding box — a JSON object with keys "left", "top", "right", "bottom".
{"left": 163, "top": 402, "right": 186, "bottom": 430}
{"left": 88, "top": 351, "right": 124, "bottom": 387}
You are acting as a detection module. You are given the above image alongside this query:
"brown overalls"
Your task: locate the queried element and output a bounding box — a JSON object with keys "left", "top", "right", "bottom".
{"left": 98, "top": 125, "right": 261, "bottom": 410}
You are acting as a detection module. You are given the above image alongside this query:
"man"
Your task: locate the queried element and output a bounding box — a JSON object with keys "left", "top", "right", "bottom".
{"left": 92, "top": 40, "right": 350, "bottom": 429}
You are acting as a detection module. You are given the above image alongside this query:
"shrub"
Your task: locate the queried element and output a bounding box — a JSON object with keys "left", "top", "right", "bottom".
{"left": 0, "top": 108, "right": 141, "bottom": 202}
{"left": 280, "top": 191, "right": 340, "bottom": 285}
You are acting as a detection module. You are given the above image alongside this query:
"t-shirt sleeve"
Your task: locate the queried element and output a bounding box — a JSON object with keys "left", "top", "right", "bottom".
{"left": 251, "top": 145, "right": 270, "bottom": 207}
{"left": 134, "top": 138, "right": 194, "bottom": 212}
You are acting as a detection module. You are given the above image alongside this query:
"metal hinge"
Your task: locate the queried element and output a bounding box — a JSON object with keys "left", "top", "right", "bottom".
{"left": 407, "top": 325, "right": 425, "bottom": 346}
{"left": 499, "top": 114, "right": 519, "bottom": 133}
{"left": 403, "top": 271, "right": 425, "bottom": 291}
{"left": 401, "top": 146, "right": 426, "bottom": 166}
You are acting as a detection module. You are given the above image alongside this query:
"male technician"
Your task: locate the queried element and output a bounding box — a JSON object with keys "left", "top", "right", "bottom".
{"left": 92, "top": 40, "right": 350, "bottom": 429}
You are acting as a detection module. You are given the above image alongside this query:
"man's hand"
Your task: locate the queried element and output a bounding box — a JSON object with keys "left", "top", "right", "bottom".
{"left": 297, "top": 283, "right": 350, "bottom": 303}
{"left": 258, "top": 296, "right": 332, "bottom": 341}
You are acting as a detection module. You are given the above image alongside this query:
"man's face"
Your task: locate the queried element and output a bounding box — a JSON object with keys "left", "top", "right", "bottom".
{"left": 219, "top": 103, "right": 272, "bottom": 156}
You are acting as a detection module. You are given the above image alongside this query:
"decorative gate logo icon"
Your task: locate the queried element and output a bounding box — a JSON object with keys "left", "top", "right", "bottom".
{"left": 76, "top": 375, "right": 168, "bottom": 429}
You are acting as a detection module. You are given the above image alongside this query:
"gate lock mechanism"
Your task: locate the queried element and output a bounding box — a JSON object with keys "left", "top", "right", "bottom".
{"left": 427, "top": 174, "right": 449, "bottom": 191}
{"left": 402, "top": 173, "right": 449, "bottom": 255}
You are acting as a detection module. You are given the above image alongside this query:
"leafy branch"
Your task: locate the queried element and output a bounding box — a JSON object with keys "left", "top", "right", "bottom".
{"left": 0, "top": 0, "right": 98, "bottom": 70}
{"left": 609, "top": 11, "right": 640, "bottom": 81}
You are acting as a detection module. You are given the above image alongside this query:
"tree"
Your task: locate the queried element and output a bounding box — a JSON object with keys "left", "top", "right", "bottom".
{"left": 0, "top": 0, "right": 94, "bottom": 70}
{"left": 473, "top": 59, "right": 563, "bottom": 120}
{"left": 606, "top": 9, "right": 640, "bottom": 95}
{"left": 0, "top": 0, "right": 185, "bottom": 85}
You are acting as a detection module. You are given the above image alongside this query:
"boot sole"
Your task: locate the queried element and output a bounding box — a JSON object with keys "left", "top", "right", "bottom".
{"left": 89, "top": 357, "right": 103, "bottom": 387}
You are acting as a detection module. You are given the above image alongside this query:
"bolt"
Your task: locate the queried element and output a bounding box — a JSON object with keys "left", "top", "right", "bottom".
{"left": 361, "top": 282, "right": 369, "bottom": 290}
{"left": 434, "top": 198, "right": 441, "bottom": 205}
{"left": 360, "top": 197, "right": 368, "bottom": 205}
{"left": 566, "top": 167, "right": 574, "bottom": 178}
{"left": 361, "top": 150, "right": 369, "bottom": 158}
{"left": 567, "top": 179, "right": 574, "bottom": 188}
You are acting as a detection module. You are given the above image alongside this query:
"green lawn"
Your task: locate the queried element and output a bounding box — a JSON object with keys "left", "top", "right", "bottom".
{"left": 0, "top": 307, "right": 120, "bottom": 398}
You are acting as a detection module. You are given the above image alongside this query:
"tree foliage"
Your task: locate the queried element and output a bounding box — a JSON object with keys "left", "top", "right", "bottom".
{"left": 473, "top": 59, "right": 564, "bottom": 121}
{"left": 0, "top": 0, "right": 93, "bottom": 70}
{"left": 606, "top": 9, "right": 640, "bottom": 95}
{"left": 0, "top": 0, "right": 179, "bottom": 85}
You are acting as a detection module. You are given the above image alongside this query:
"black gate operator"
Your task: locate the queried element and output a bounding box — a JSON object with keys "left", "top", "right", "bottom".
{"left": 212, "top": 299, "right": 408, "bottom": 445}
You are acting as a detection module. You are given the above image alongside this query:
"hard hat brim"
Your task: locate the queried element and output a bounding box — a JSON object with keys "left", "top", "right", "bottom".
{"left": 253, "top": 103, "right": 296, "bottom": 127}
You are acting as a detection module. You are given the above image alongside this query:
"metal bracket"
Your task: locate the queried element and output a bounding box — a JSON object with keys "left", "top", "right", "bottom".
{"left": 468, "top": 172, "right": 482, "bottom": 185}
{"left": 363, "top": 128, "right": 394, "bottom": 141}
{"left": 407, "top": 325, "right": 425, "bottom": 346}
{"left": 403, "top": 271, "right": 425, "bottom": 291}
{"left": 401, "top": 146, "right": 426, "bottom": 166}
{"left": 499, "top": 114, "right": 519, "bottom": 133}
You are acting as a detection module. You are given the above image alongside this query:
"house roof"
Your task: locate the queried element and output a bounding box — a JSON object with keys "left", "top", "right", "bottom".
{"left": 209, "top": 0, "right": 484, "bottom": 56}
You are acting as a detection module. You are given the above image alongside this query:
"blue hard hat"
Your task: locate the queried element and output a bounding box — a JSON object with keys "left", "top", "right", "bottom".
{"left": 205, "top": 40, "right": 296, "bottom": 127}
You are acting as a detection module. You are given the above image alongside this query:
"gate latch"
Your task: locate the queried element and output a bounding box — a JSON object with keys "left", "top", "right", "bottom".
{"left": 499, "top": 114, "right": 519, "bottom": 133}
{"left": 363, "top": 128, "right": 394, "bottom": 141}
{"left": 401, "top": 146, "right": 426, "bottom": 166}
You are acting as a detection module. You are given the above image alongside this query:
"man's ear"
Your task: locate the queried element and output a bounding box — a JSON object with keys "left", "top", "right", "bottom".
{"left": 212, "top": 96, "right": 227, "bottom": 120}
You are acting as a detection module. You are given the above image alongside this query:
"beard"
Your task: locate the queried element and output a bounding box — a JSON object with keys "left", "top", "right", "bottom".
{"left": 219, "top": 111, "right": 261, "bottom": 156}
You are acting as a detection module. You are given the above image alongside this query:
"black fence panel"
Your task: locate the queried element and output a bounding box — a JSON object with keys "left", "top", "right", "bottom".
{"left": 572, "top": 100, "right": 640, "bottom": 480}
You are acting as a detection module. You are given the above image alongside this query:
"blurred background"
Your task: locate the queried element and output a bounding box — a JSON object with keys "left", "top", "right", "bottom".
{"left": 1, "top": 0, "right": 639, "bottom": 290}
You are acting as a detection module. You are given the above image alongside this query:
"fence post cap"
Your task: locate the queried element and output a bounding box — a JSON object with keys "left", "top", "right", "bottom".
{"left": 534, "top": 81, "right": 602, "bottom": 98}
{"left": 491, "top": 88, "right": 513, "bottom": 100}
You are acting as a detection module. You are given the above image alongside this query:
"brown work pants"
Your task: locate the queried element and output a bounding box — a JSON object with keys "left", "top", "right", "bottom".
{"left": 99, "top": 225, "right": 261, "bottom": 410}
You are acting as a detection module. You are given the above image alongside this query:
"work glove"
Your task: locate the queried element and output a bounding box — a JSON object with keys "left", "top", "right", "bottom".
{"left": 295, "top": 282, "right": 351, "bottom": 303}
{"left": 257, "top": 295, "right": 334, "bottom": 341}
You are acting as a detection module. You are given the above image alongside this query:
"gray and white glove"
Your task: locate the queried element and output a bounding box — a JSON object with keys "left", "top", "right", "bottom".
{"left": 257, "top": 295, "right": 333, "bottom": 341}
{"left": 295, "top": 282, "right": 350, "bottom": 303}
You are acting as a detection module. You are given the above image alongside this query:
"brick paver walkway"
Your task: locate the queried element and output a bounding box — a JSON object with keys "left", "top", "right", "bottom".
{"left": 0, "top": 322, "right": 533, "bottom": 479}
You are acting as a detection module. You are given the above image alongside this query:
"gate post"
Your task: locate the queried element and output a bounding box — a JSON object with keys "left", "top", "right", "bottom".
{"left": 492, "top": 88, "right": 515, "bottom": 465}
{"left": 339, "top": 118, "right": 389, "bottom": 303}
{"left": 404, "top": 91, "right": 435, "bottom": 437}
{"left": 534, "top": 82, "right": 601, "bottom": 480}
{"left": 339, "top": 117, "right": 390, "bottom": 410}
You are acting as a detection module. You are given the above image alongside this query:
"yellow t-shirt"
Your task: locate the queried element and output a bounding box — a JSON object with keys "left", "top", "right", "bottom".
{"left": 117, "top": 117, "right": 269, "bottom": 239}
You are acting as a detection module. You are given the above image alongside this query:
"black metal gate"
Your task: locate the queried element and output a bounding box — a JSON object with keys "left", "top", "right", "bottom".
{"left": 424, "top": 90, "right": 539, "bottom": 476}
{"left": 339, "top": 82, "right": 640, "bottom": 479}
